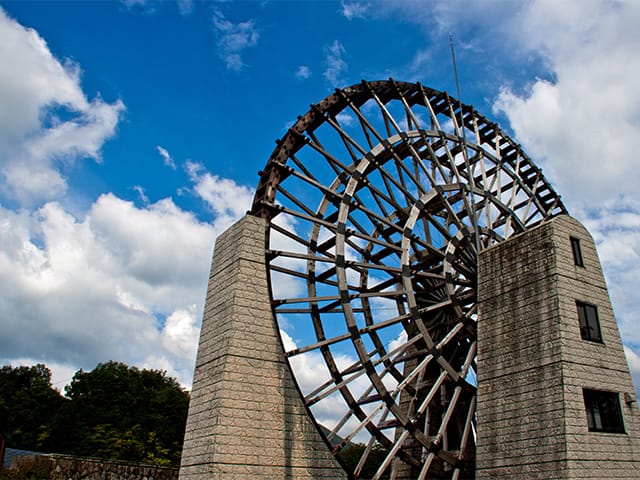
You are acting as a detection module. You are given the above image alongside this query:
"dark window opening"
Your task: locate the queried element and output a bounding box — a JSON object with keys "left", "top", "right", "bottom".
{"left": 571, "top": 236, "right": 584, "bottom": 267}
{"left": 583, "top": 389, "right": 625, "bottom": 433}
{"left": 577, "top": 301, "right": 602, "bottom": 342}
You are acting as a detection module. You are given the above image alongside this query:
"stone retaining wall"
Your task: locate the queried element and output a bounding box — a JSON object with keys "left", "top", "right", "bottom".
{"left": 8, "top": 453, "right": 178, "bottom": 480}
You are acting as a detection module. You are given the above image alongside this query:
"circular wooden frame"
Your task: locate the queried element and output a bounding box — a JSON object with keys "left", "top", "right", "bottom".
{"left": 251, "top": 79, "right": 566, "bottom": 479}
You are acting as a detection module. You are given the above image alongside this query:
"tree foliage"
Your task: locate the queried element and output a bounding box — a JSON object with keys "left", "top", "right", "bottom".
{"left": 0, "top": 361, "right": 189, "bottom": 466}
{"left": 338, "top": 441, "right": 390, "bottom": 479}
{"left": 0, "top": 364, "right": 64, "bottom": 451}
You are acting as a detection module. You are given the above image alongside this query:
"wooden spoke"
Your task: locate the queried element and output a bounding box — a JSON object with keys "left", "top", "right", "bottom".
{"left": 251, "top": 79, "right": 567, "bottom": 479}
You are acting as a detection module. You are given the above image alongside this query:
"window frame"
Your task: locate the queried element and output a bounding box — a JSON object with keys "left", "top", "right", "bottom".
{"left": 583, "top": 388, "right": 625, "bottom": 434}
{"left": 577, "top": 301, "right": 603, "bottom": 343}
{"left": 570, "top": 236, "right": 584, "bottom": 267}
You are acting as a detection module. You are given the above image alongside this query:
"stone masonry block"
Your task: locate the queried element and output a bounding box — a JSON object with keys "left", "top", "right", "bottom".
{"left": 179, "top": 215, "right": 346, "bottom": 480}
{"left": 477, "top": 215, "right": 640, "bottom": 479}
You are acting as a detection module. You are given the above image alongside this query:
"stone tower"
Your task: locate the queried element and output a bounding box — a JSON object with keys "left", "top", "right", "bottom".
{"left": 476, "top": 214, "right": 640, "bottom": 478}
{"left": 179, "top": 209, "right": 640, "bottom": 479}
{"left": 178, "top": 215, "right": 346, "bottom": 479}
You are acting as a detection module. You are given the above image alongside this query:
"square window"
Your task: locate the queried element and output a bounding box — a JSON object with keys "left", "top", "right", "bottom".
{"left": 570, "top": 237, "right": 584, "bottom": 267}
{"left": 577, "top": 301, "right": 602, "bottom": 342}
{"left": 583, "top": 389, "right": 625, "bottom": 433}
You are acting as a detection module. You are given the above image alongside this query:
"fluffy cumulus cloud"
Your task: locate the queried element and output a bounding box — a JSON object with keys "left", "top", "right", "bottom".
{"left": 161, "top": 306, "right": 200, "bottom": 359}
{"left": 212, "top": 9, "right": 259, "bottom": 72}
{"left": 0, "top": 8, "right": 124, "bottom": 206}
{"left": 577, "top": 199, "right": 640, "bottom": 350}
{"left": 0, "top": 194, "right": 218, "bottom": 388}
{"left": 323, "top": 40, "right": 348, "bottom": 86}
{"left": 0, "top": 9, "right": 256, "bottom": 389}
{"left": 0, "top": 166, "right": 257, "bottom": 388}
{"left": 487, "top": 0, "right": 640, "bottom": 394}
{"left": 492, "top": 0, "right": 640, "bottom": 206}
{"left": 370, "top": 0, "right": 640, "bottom": 396}
{"left": 185, "top": 161, "right": 254, "bottom": 233}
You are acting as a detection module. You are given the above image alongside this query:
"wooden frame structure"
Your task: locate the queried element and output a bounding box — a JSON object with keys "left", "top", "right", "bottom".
{"left": 249, "top": 79, "right": 566, "bottom": 478}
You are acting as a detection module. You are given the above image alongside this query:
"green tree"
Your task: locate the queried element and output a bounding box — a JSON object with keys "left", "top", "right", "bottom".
{"left": 0, "top": 364, "right": 64, "bottom": 451}
{"left": 338, "top": 442, "right": 390, "bottom": 479}
{"left": 0, "top": 361, "right": 189, "bottom": 466}
{"left": 62, "top": 361, "right": 189, "bottom": 465}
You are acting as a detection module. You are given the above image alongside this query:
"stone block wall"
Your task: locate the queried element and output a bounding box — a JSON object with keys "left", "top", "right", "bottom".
{"left": 5, "top": 453, "right": 178, "bottom": 480}
{"left": 476, "top": 214, "right": 640, "bottom": 479}
{"left": 179, "top": 215, "right": 346, "bottom": 479}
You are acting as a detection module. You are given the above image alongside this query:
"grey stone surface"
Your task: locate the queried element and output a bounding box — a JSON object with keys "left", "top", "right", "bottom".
{"left": 477, "top": 214, "right": 640, "bottom": 479}
{"left": 5, "top": 453, "right": 178, "bottom": 480}
{"left": 178, "top": 215, "right": 346, "bottom": 480}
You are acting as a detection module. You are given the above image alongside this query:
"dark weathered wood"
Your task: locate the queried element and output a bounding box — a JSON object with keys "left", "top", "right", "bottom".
{"left": 250, "top": 79, "right": 567, "bottom": 479}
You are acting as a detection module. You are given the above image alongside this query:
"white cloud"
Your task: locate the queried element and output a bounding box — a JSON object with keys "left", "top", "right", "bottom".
{"left": 90, "top": 193, "right": 217, "bottom": 288}
{"left": 339, "top": 1, "right": 369, "bottom": 20}
{"left": 132, "top": 185, "right": 149, "bottom": 204}
{"left": 624, "top": 346, "right": 640, "bottom": 398}
{"left": 212, "top": 10, "right": 259, "bottom": 72}
{"left": 0, "top": 191, "right": 219, "bottom": 388}
{"left": 323, "top": 40, "right": 348, "bottom": 86}
{"left": 185, "top": 160, "right": 254, "bottom": 232}
{"left": 576, "top": 199, "right": 640, "bottom": 349}
{"left": 388, "top": 330, "right": 407, "bottom": 354}
{"left": 176, "top": 0, "right": 193, "bottom": 16}
{"left": 408, "top": 49, "right": 431, "bottom": 76}
{"left": 624, "top": 346, "right": 640, "bottom": 374}
{"left": 295, "top": 65, "right": 311, "bottom": 80}
{"left": 0, "top": 5, "right": 281, "bottom": 393}
{"left": 488, "top": 0, "right": 640, "bottom": 395}
{"left": 156, "top": 145, "right": 176, "bottom": 169}
{"left": 161, "top": 306, "right": 199, "bottom": 361}
{"left": 336, "top": 112, "right": 356, "bottom": 127}
{"left": 280, "top": 331, "right": 336, "bottom": 398}
{"left": 0, "top": 8, "right": 124, "bottom": 206}
{"left": 281, "top": 329, "right": 368, "bottom": 432}
{"left": 491, "top": 1, "right": 640, "bottom": 206}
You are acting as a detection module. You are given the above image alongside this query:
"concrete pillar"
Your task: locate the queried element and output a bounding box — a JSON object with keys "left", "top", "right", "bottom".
{"left": 476, "top": 214, "right": 640, "bottom": 479}
{"left": 179, "top": 215, "right": 346, "bottom": 479}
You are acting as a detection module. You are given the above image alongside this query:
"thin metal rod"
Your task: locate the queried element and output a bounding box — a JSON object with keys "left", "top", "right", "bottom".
{"left": 450, "top": 33, "right": 481, "bottom": 255}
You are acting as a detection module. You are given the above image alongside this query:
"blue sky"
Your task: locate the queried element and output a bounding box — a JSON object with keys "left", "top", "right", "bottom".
{"left": 0, "top": 0, "right": 639, "bottom": 398}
